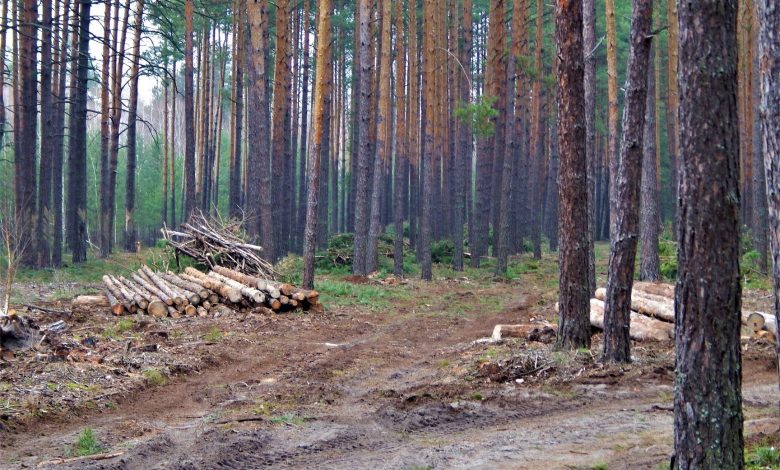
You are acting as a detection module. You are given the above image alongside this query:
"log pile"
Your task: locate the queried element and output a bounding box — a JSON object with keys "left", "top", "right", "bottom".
{"left": 586, "top": 282, "right": 776, "bottom": 341}
{"left": 161, "top": 210, "right": 278, "bottom": 279}
{"left": 80, "top": 266, "right": 321, "bottom": 319}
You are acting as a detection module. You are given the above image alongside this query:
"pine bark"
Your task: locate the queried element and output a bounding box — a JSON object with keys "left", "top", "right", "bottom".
{"left": 673, "top": 0, "right": 744, "bottom": 466}
{"left": 583, "top": 0, "right": 596, "bottom": 293}
{"left": 555, "top": 0, "right": 591, "bottom": 350}
{"left": 230, "top": 2, "right": 245, "bottom": 219}
{"left": 757, "top": 0, "right": 780, "bottom": 421}
{"left": 271, "top": 0, "right": 292, "bottom": 258}
{"left": 419, "top": 0, "right": 436, "bottom": 280}
{"left": 183, "top": 0, "right": 197, "bottom": 220}
{"left": 302, "top": 0, "right": 332, "bottom": 289}
{"left": 0, "top": 0, "right": 6, "bottom": 150}
{"left": 453, "top": 0, "right": 472, "bottom": 272}
{"left": 17, "top": 0, "right": 37, "bottom": 266}
{"left": 640, "top": 41, "right": 660, "bottom": 282}
{"left": 36, "top": 0, "right": 54, "bottom": 267}
{"left": 601, "top": 0, "right": 653, "bottom": 364}
{"left": 605, "top": 0, "right": 618, "bottom": 239}
{"left": 352, "top": 0, "right": 372, "bottom": 276}
{"left": 51, "top": 0, "right": 70, "bottom": 267}
{"left": 750, "top": 5, "right": 767, "bottom": 273}
{"left": 246, "top": 0, "right": 273, "bottom": 259}
{"left": 665, "top": 0, "right": 679, "bottom": 232}
{"left": 393, "top": 0, "right": 408, "bottom": 277}
{"left": 125, "top": 0, "right": 144, "bottom": 251}
{"left": 98, "top": 1, "right": 113, "bottom": 258}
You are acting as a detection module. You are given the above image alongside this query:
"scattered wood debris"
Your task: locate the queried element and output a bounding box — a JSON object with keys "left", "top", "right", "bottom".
{"left": 161, "top": 210, "right": 277, "bottom": 279}
{"left": 81, "top": 266, "right": 322, "bottom": 320}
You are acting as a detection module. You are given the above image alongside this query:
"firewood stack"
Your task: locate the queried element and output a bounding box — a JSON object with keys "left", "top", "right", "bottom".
{"left": 586, "top": 282, "right": 776, "bottom": 342}
{"left": 84, "top": 266, "right": 321, "bottom": 319}
{"left": 160, "top": 210, "right": 278, "bottom": 279}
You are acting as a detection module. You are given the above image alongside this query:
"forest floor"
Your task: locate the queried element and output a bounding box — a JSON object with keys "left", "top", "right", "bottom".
{"left": 0, "top": 245, "right": 778, "bottom": 469}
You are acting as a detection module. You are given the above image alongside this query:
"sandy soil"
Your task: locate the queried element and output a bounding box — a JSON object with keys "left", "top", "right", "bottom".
{"left": 1, "top": 276, "right": 778, "bottom": 469}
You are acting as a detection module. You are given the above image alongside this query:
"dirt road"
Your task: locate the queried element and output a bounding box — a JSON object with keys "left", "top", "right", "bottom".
{"left": 2, "top": 278, "right": 778, "bottom": 469}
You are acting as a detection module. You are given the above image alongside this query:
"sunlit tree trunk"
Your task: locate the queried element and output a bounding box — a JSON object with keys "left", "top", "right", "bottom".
{"left": 183, "top": 0, "right": 197, "bottom": 220}
{"left": 125, "top": 0, "right": 144, "bottom": 251}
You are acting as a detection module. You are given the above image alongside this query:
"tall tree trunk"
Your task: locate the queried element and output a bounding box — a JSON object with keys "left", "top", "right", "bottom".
{"left": 352, "top": 0, "right": 372, "bottom": 276}
{"left": 271, "top": 0, "right": 292, "bottom": 258}
{"left": 640, "top": 40, "right": 660, "bottom": 281}
{"left": 750, "top": 4, "right": 767, "bottom": 273}
{"left": 247, "top": 0, "right": 273, "bottom": 259}
{"left": 229, "top": 2, "right": 245, "bottom": 219}
{"left": 18, "top": 0, "right": 38, "bottom": 266}
{"left": 555, "top": 0, "right": 591, "bottom": 350}
{"left": 170, "top": 61, "right": 177, "bottom": 226}
{"left": 407, "top": 0, "right": 419, "bottom": 254}
{"left": 107, "top": 0, "right": 129, "bottom": 253}
{"left": 51, "top": 0, "right": 70, "bottom": 267}
{"left": 602, "top": 0, "right": 653, "bottom": 364}
{"left": 366, "top": 0, "right": 393, "bottom": 273}
{"left": 302, "top": 0, "right": 332, "bottom": 289}
{"left": 665, "top": 0, "right": 679, "bottom": 232}
{"left": 419, "top": 0, "right": 436, "bottom": 280}
{"left": 162, "top": 64, "right": 169, "bottom": 227}
{"left": 757, "top": 0, "right": 780, "bottom": 422}
{"left": 583, "top": 0, "right": 596, "bottom": 293}
{"left": 183, "top": 0, "right": 196, "bottom": 220}
{"left": 125, "top": 0, "right": 144, "bottom": 251}
{"left": 0, "top": 0, "right": 7, "bottom": 150}
{"left": 393, "top": 0, "right": 408, "bottom": 277}
{"left": 36, "top": 0, "right": 54, "bottom": 267}
{"left": 673, "top": 0, "right": 744, "bottom": 466}
{"left": 605, "top": 0, "right": 618, "bottom": 240}
{"left": 98, "top": 2, "right": 112, "bottom": 258}
{"left": 67, "top": 0, "right": 90, "bottom": 263}
{"left": 529, "top": 0, "right": 545, "bottom": 260}
{"left": 297, "top": 0, "right": 311, "bottom": 249}
{"left": 453, "top": 0, "right": 472, "bottom": 272}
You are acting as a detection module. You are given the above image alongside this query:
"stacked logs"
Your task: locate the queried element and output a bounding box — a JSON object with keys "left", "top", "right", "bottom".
{"left": 84, "top": 266, "right": 321, "bottom": 319}
{"left": 587, "top": 282, "right": 776, "bottom": 341}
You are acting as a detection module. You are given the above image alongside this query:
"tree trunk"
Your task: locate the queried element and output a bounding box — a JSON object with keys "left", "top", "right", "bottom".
{"left": 583, "top": 0, "right": 596, "bottom": 293}
{"left": 529, "top": 0, "right": 545, "bottom": 260}
{"left": 393, "top": 0, "right": 408, "bottom": 277}
{"left": 302, "top": 0, "right": 332, "bottom": 289}
{"left": 170, "top": 61, "right": 177, "bottom": 226}
{"left": 750, "top": 5, "right": 767, "bottom": 273}
{"left": 0, "top": 0, "right": 7, "bottom": 150}
{"left": 125, "top": 0, "right": 144, "bottom": 251}
{"left": 67, "top": 0, "right": 89, "bottom": 263}
{"left": 51, "top": 0, "right": 70, "bottom": 267}
{"left": 555, "top": 0, "right": 591, "bottom": 350}
{"left": 673, "top": 0, "right": 744, "bottom": 466}
{"left": 605, "top": 0, "right": 618, "bottom": 240}
{"left": 757, "top": 0, "right": 780, "bottom": 435}
{"left": 640, "top": 41, "right": 660, "bottom": 282}
{"left": 98, "top": 2, "right": 112, "bottom": 258}
{"left": 366, "top": 0, "right": 393, "bottom": 274}
{"left": 271, "top": 0, "right": 292, "bottom": 258}
{"left": 36, "top": 0, "right": 53, "bottom": 267}
{"left": 352, "top": 0, "right": 372, "bottom": 276}
{"left": 246, "top": 0, "right": 273, "bottom": 260}
{"left": 230, "top": 2, "right": 245, "bottom": 220}
{"left": 183, "top": 0, "right": 197, "bottom": 220}
{"left": 601, "top": 0, "right": 653, "bottom": 364}
{"left": 108, "top": 0, "right": 130, "bottom": 254}
{"left": 666, "top": 0, "right": 679, "bottom": 233}
{"left": 17, "top": 0, "right": 37, "bottom": 266}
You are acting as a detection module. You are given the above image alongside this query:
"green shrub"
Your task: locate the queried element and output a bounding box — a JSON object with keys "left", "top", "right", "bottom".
{"left": 431, "top": 239, "right": 454, "bottom": 264}
{"left": 71, "top": 428, "right": 103, "bottom": 457}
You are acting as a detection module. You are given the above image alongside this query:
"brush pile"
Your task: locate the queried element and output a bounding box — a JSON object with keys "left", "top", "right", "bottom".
{"left": 161, "top": 211, "right": 277, "bottom": 279}
{"left": 587, "top": 282, "right": 776, "bottom": 342}
{"left": 76, "top": 266, "right": 321, "bottom": 319}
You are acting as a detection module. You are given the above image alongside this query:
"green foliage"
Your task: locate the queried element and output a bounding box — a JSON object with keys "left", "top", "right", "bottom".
{"left": 70, "top": 428, "right": 103, "bottom": 457}
{"left": 454, "top": 96, "right": 499, "bottom": 138}
{"left": 430, "top": 240, "right": 454, "bottom": 264}
{"left": 204, "top": 327, "right": 223, "bottom": 343}
{"left": 142, "top": 368, "right": 168, "bottom": 386}
{"left": 316, "top": 279, "right": 411, "bottom": 311}
{"left": 746, "top": 446, "right": 780, "bottom": 469}
{"left": 102, "top": 318, "right": 135, "bottom": 340}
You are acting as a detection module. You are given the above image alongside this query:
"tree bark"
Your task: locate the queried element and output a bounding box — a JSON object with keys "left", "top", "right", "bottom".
{"left": 36, "top": 0, "right": 54, "bottom": 267}
{"left": 51, "top": 0, "right": 70, "bottom": 267}
{"left": 17, "top": 0, "right": 37, "bottom": 266}
{"left": 757, "top": 0, "right": 780, "bottom": 428}
{"left": 229, "top": 1, "right": 246, "bottom": 220}
{"left": 302, "top": 0, "right": 332, "bottom": 289}
{"left": 665, "top": 0, "right": 679, "bottom": 233}
{"left": 583, "top": 0, "right": 596, "bottom": 293}
{"left": 352, "top": 0, "right": 372, "bottom": 276}
{"left": 183, "top": 0, "right": 197, "bottom": 220}
{"left": 555, "top": 0, "right": 591, "bottom": 350}
{"left": 673, "top": 0, "right": 744, "bottom": 466}
{"left": 98, "top": 1, "right": 112, "bottom": 258}
{"left": 66, "top": 0, "right": 90, "bottom": 263}
{"left": 271, "top": 0, "right": 292, "bottom": 258}
{"left": 125, "top": 0, "right": 144, "bottom": 251}
{"left": 605, "top": 0, "right": 618, "bottom": 240}
{"left": 640, "top": 41, "right": 660, "bottom": 282}
{"left": 393, "top": 0, "right": 408, "bottom": 277}
{"left": 602, "top": 0, "right": 654, "bottom": 363}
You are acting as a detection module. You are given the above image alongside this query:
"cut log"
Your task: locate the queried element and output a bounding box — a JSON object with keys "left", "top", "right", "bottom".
{"left": 72, "top": 295, "right": 110, "bottom": 311}
{"left": 594, "top": 287, "right": 675, "bottom": 322}
{"left": 208, "top": 271, "right": 266, "bottom": 304}
{"left": 133, "top": 272, "right": 175, "bottom": 306}
{"left": 183, "top": 267, "right": 243, "bottom": 303}
{"left": 141, "top": 266, "right": 185, "bottom": 306}
{"left": 104, "top": 289, "right": 126, "bottom": 316}
{"left": 103, "top": 275, "right": 137, "bottom": 314}
{"left": 162, "top": 272, "right": 209, "bottom": 302}
{"left": 743, "top": 311, "right": 777, "bottom": 336}
{"left": 633, "top": 281, "right": 675, "bottom": 299}
{"left": 491, "top": 323, "right": 558, "bottom": 342}
{"left": 589, "top": 298, "right": 674, "bottom": 341}
{"left": 114, "top": 276, "right": 149, "bottom": 310}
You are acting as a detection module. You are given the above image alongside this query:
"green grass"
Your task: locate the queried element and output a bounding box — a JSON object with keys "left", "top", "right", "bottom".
{"left": 142, "top": 368, "right": 168, "bottom": 386}
{"left": 65, "top": 382, "right": 98, "bottom": 392}
{"left": 204, "top": 327, "right": 223, "bottom": 342}
{"left": 316, "top": 279, "right": 412, "bottom": 311}
{"left": 746, "top": 443, "right": 780, "bottom": 469}
{"left": 102, "top": 318, "right": 135, "bottom": 340}
{"left": 70, "top": 428, "right": 103, "bottom": 457}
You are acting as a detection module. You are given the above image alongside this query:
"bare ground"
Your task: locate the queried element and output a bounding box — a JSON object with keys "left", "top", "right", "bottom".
{"left": 1, "top": 274, "right": 778, "bottom": 469}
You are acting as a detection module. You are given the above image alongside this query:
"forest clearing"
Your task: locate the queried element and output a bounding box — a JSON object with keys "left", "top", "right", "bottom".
{"left": 0, "top": 0, "right": 778, "bottom": 467}
{"left": 0, "top": 244, "right": 778, "bottom": 469}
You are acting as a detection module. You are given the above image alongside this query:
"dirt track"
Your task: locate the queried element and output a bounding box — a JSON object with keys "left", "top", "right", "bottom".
{"left": 2, "top": 278, "right": 778, "bottom": 469}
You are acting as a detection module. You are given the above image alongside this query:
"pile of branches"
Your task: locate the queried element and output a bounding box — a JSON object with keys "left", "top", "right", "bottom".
{"left": 84, "top": 266, "right": 321, "bottom": 319}
{"left": 161, "top": 210, "right": 277, "bottom": 279}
